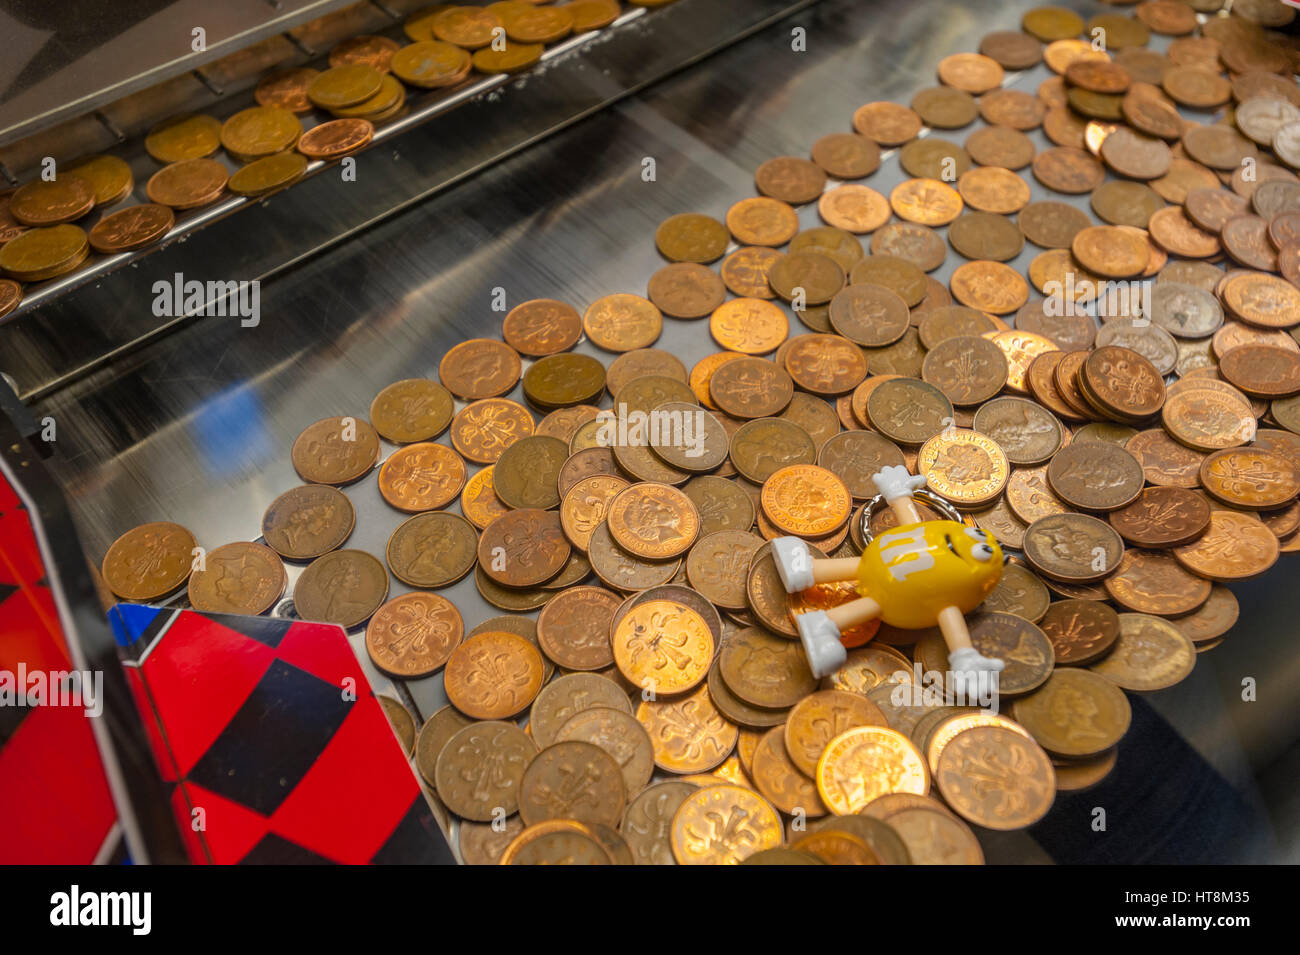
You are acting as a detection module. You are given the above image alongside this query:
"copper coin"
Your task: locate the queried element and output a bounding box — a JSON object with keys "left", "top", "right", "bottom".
{"left": 708, "top": 356, "right": 794, "bottom": 418}
{"left": 949, "top": 260, "right": 1029, "bottom": 314}
{"left": 583, "top": 293, "right": 663, "bottom": 351}
{"left": 957, "top": 166, "right": 1031, "bottom": 214}
{"left": 499, "top": 298, "right": 582, "bottom": 355}
{"left": 1031, "top": 146, "right": 1105, "bottom": 194}
{"left": 1161, "top": 384, "right": 1256, "bottom": 452}
{"left": 720, "top": 246, "right": 783, "bottom": 299}
{"left": 291, "top": 416, "right": 381, "bottom": 485}
{"left": 365, "top": 591, "right": 464, "bottom": 677}
{"left": 818, "top": 184, "right": 891, "bottom": 234}
{"left": 185, "top": 540, "right": 286, "bottom": 615}
{"left": 1023, "top": 512, "right": 1125, "bottom": 582}
{"left": 1081, "top": 345, "right": 1166, "bottom": 421}
{"left": 889, "top": 178, "right": 964, "bottom": 227}
{"left": 386, "top": 511, "right": 478, "bottom": 588}
{"left": 726, "top": 196, "right": 800, "bottom": 247}
{"left": 779, "top": 334, "right": 865, "bottom": 396}
{"left": 1108, "top": 486, "right": 1212, "bottom": 548}
{"left": 977, "top": 90, "right": 1046, "bottom": 132}
{"left": 8, "top": 176, "right": 94, "bottom": 226}
{"left": 972, "top": 396, "right": 1065, "bottom": 466}
{"left": 922, "top": 335, "right": 1008, "bottom": 405}
{"left": 477, "top": 509, "right": 570, "bottom": 586}
{"left": 1199, "top": 447, "right": 1300, "bottom": 509}
{"left": 1104, "top": 548, "right": 1211, "bottom": 615}
{"left": 378, "top": 442, "right": 466, "bottom": 512}
{"left": 947, "top": 212, "right": 1024, "bottom": 261}
{"left": 1047, "top": 441, "right": 1144, "bottom": 511}
{"left": 294, "top": 549, "right": 388, "bottom": 628}
{"left": 450, "top": 398, "right": 534, "bottom": 464}
{"left": 867, "top": 377, "right": 953, "bottom": 446}
{"left": 535, "top": 585, "right": 621, "bottom": 670}
{"left": 755, "top": 156, "right": 827, "bottom": 205}
{"left": 369, "top": 378, "right": 454, "bottom": 444}
{"left": 1219, "top": 345, "right": 1300, "bottom": 398}
{"left": 853, "top": 101, "right": 923, "bottom": 146}
{"left": 261, "top": 484, "right": 355, "bottom": 560}
{"left": 1037, "top": 598, "right": 1121, "bottom": 665}
{"left": 255, "top": 67, "right": 320, "bottom": 112}
{"left": 446, "top": 631, "right": 545, "bottom": 720}
{"left": 811, "top": 132, "right": 881, "bottom": 179}
{"left": 1018, "top": 201, "right": 1092, "bottom": 248}
{"left": 102, "top": 521, "right": 197, "bottom": 601}
{"left": 1090, "top": 613, "right": 1196, "bottom": 691}
{"left": 606, "top": 482, "right": 700, "bottom": 560}
{"left": 145, "top": 159, "right": 228, "bottom": 209}
{"left": 1175, "top": 585, "right": 1239, "bottom": 644}
{"left": 88, "top": 204, "right": 174, "bottom": 253}
{"left": 1174, "top": 509, "right": 1279, "bottom": 581}
{"left": 439, "top": 338, "right": 521, "bottom": 399}
{"left": 899, "top": 138, "right": 971, "bottom": 180}
{"left": 870, "top": 222, "right": 947, "bottom": 272}
{"left": 912, "top": 86, "right": 979, "bottom": 128}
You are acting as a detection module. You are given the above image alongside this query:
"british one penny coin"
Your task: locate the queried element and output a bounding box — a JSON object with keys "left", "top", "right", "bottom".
{"left": 755, "top": 156, "right": 827, "bottom": 206}
{"left": 818, "top": 185, "right": 891, "bottom": 234}
{"left": 911, "top": 86, "right": 979, "bottom": 128}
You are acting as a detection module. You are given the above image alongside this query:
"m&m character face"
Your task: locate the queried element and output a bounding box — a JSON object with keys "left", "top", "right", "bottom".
{"left": 856, "top": 521, "right": 1004, "bottom": 630}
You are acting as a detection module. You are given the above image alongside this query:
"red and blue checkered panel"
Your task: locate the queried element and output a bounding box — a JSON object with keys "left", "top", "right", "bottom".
{"left": 0, "top": 477, "right": 117, "bottom": 864}
{"left": 113, "top": 606, "right": 451, "bottom": 864}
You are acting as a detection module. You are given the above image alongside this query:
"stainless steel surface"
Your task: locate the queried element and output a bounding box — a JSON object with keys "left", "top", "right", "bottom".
{"left": 1, "top": 0, "right": 814, "bottom": 399}
{"left": 0, "top": 0, "right": 373, "bottom": 146}
{"left": 32, "top": 0, "right": 1300, "bottom": 862}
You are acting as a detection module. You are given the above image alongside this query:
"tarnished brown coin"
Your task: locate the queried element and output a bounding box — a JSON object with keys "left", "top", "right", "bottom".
{"left": 922, "top": 335, "right": 1008, "bottom": 405}
{"left": 965, "top": 612, "right": 1055, "bottom": 696}
{"left": 1038, "top": 598, "right": 1121, "bottom": 665}
{"left": 536, "top": 585, "right": 621, "bottom": 670}
{"left": 867, "top": 377, "right": 954, "bottom": 446}
{"left": 818, "top": 431, "right": 907, "bottom": 499}
{"left": 709, "top": 356, "right": 795, "bottom": 418}
{"left": 556, "top": 706, "right": 655, "bottom": 797}
{"left": 518, "top": 740, "right": 626, "bottom": 827}
{"left": 756, "top": 156, "right": 827, "bottom": 205}
{"left": 1023, "top": 512, "right": 1125, "bottom": 582}
{"left": 435, "top": 721, "right": 537, "bottom": 820}
{"left": 478, "top": 509, "right": 570, "bottom": 587}
{"left": 261, "top": 484, "right": 355, "bottom": 560}
{"left": 720, "top": 627, "right": 817, "bottom": 709}
{"left": 1090, "top": 613, "right": 1196, "bottom": 691}
{"left": 1175, "top": 585, "right": 1239, "bottom": 644}
{"left": 1046, "top": 441, "right": 1144, "bottom": 512}
{"left": 365, "top": 591, "right": 464, "bottom": 677}
{"left": 655, "top": 213, "right": 729, "bottom": 263}
{"left": 187, "top": 541, "right": 286, "bottom": 616}
{"left": 370, "top": 378, "right": 454, "bottom": 443}
{"left": 972, "top": 396, "right": 1063, "bottom": 465}
{"left": 1011, "top": 667, "right": 1130, "bottom": 759}
{"left": 1103, "top": 548, "right": 1211, "bottom": 616}
{"left": 102, "top": 521, "right": 198, "bottom": 601}
{"left": 386, "top": 510, "right": 478, "bottom": 587}
{"left": 1107, "top": 486, "right": 1211, "bottom": 548}
{"left": 685, "top": 530, "right": 765, "bottom": 610}
{"left": 294, "top": 549, "right": 388, "bottom": 628}
{"left": 853, "top": 101, "right": 923, "bottom": 146}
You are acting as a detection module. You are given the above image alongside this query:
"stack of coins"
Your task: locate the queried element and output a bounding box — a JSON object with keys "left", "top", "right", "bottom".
{"left": 99, "top": 0, "right": 1300, "bottom": 864}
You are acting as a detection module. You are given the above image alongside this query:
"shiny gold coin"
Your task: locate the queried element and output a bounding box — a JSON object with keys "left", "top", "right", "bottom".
{"left": 636, "top": 683, "right": 738, "bottom": 773}
{"left": 500, "top": 819, "right": 612, "bottom": 864}
{"left": 917, "top": 429, "right": 1009, "bottom": 507}
{"left": 220, "top": 106, "right": 301, "bottom": 160}
{"left": 66, "top": 155, "right": 133, "bottom": 207}
{"left": 760, "top": 464, "right": 852, "bottom": 536}
{"left": 471, "top": 40, "right": 544, "bottom": 73}
{"left": 0, "top": 224, "right": 88, "bottom": 282}
{"left": 816, "top": 726, "right": 930, "bottom": 815}
{"left": 670, "top": 784, "right": 782, "bottom": 864}
{"left": 1090, "top": 612, "right": 1196, "bottom": 691}
{"left": 145, "top": 114, "right": 222, "bottom": 163}
{"left": 227, "top": 151, "right": 308, "bottom": 196}
{"left": 613, "top": 599, "right": 714, "bottom": 695}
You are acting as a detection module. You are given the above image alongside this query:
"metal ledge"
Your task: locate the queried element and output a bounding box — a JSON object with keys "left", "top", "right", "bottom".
{"left": 2, "top": 0, "right": 819, "bottom": 400}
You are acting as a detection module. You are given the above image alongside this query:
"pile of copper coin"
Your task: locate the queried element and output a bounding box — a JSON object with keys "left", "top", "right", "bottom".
{"left": 0, "top": 0, "right": 646, "bottom": 318}
{"left": 96, "top": 0, "right": 1300, "bottom": 864}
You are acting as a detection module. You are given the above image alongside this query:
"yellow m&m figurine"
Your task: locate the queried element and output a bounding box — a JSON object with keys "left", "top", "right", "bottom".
{"left": 771, "top": 465, "right": 1007, "bottom": 695}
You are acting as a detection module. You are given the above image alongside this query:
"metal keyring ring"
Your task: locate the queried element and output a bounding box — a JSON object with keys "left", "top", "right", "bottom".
{"left": 859, "top": 488, "right": 963, "bottom": 546}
